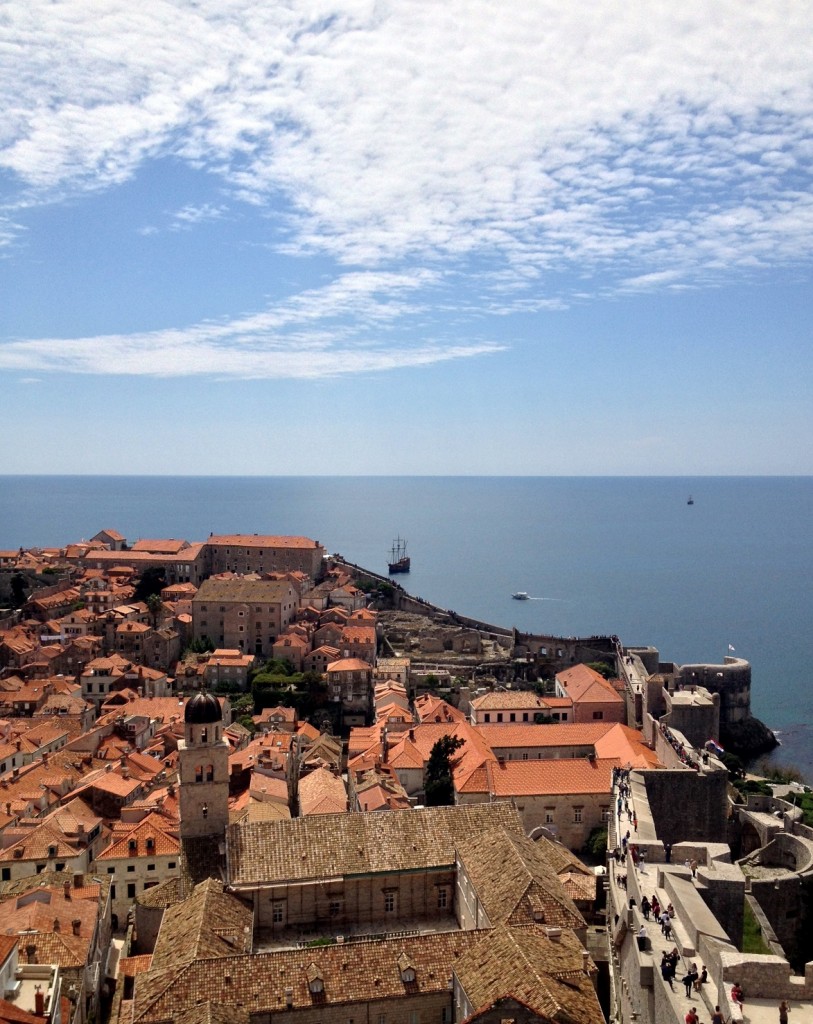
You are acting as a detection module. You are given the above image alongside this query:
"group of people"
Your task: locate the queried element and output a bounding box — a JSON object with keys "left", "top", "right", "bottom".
{"left": 681, "top": 962, "right": 708, "bottom": 996}
{"left": 660, "top": 948, "right": 681, "bottom": 990}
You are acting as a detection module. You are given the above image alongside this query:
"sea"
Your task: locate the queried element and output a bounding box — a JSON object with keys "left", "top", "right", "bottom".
{"left": 1, "top": 476, "right": 811, "bottom": 777}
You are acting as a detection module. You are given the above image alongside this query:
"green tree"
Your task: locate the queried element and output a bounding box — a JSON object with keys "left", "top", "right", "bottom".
{"left": 10, "top": 573, "right": 27, "bottom": 609}
{"left": 146, "top": 593, "right": 163, "bottom": 628}
{"left": 424, "top": 735, "right": 465, "bottom": 806}
{"left": 185, "top": 636, "right": 215, "bottom": 655}
{"left": 133, "top": 566, "right": 167, "bottom": 603}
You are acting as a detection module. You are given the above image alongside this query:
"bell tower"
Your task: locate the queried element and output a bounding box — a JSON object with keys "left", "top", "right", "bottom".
{"left": 178, "top": 692, "right": 230, "bottom": 840}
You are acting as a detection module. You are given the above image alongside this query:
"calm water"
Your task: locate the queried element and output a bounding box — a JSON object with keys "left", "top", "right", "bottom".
{"left": 1, "top": 476, "right": 811, "bottom": 775}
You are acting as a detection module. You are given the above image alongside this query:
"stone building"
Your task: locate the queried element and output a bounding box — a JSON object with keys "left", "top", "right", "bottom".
{"left": 204, "top": 534, "right": 326, "bottom": 579}
{"left": 191, "top": 578, "right": 299, "bottom": 657}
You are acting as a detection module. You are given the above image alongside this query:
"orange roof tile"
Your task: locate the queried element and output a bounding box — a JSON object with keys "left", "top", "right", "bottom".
{"left": 457, "top": 756, "right": 619, "bottom": 797}
{"left": 97, "top": 813, "right": 180, "bottom": 859}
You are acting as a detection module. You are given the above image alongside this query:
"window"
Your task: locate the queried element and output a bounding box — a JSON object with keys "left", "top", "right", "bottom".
{"left": 522, "top": 752, "right": 529, "bottom": 760}
{"left": 409, "top": 1012, "right": 419, "bottom": 1024}
{"left": 127, "top": 865, "right": 135, "bottom": 872}
{"left": 496, "top": 713, "right": 503, "bottom": 723}
{"left": 545, "top": 809, "right": 555, "bottom": 824}
{"left": 111, "top": 884, "right": 116, "bottom": 899}
{"left": 147, "top": 864, "right": 156, "bottom": 871}
{"left": 168, "top": 861, "right": 176, "bottom": 869}
{"left": 127, "top": 883, "right": 136, "bottom": 898}
{"left": 378, "top": 1015, "right": 386, "bottom": 1024}
{"left": 437, "top": 887, "right": 448, "bottom": 909}
{"left": 522, "top": 713, "right": 529, "bottom": 722}
{"left": 384, "top": 891, "right": 396, "bottom": 913}
{"left": 1, "top": 868, "right": 9, "bottom": 881}
{"left": 329, "top": 900, "right": 342, "bottom": 917}
{"left": 592, "top": 711, "right": 604, "bottom": 720}
{"left": 574, "top": 808, "right": 583, "bottom": 823}
{"left": 107, "top": 867, "right": 115, "bottom": 874}
{"left": 206, "top": 765, "right": 214, "bottom": 782}
{"left": 272, "top": 903, "right": 285, "bottom": 923}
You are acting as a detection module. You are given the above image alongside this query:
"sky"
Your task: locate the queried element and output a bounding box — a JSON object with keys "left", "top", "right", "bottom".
{"left": 1, "top": 0, "right": 812, "bottom": 475}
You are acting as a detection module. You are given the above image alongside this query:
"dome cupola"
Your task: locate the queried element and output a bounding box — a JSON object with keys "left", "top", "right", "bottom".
{"left": 184, "top": 692, "right": 222, "bottom": 725}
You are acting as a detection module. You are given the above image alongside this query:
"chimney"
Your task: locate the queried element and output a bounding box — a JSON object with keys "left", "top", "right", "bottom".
{"left": 53, "top": 918, "right": 61, "bottom": 932}
{"left": 34, "top": 987, "right": 45, "bottom": 1017}
{"left": 64, "top": 880, "right": 72, "bottom": 900}
{"left": 25, "top": 944, "right": 37, "bottom": 964}
{"left": 582, "top": 950, "right": 590, "bottom": 974}
{"left": 72, "top": 919, "right": 81, "bottom": 936}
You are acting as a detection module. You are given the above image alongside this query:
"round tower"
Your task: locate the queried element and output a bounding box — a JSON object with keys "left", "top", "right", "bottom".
{"left": 178, "top": 692, "right": 230, "bottom": 840}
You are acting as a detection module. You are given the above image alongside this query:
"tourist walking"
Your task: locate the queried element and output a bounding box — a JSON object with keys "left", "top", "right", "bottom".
{"left": 779, "top": 1000, "right": 790, "bottom": 1024}
{"left": 641, "top": 895, "right": 651, "bottom": 920}
{"left": 661, "top": 954, "right": 675, "bottom": 991}
{"left": 711, "top": 1006, "right": 725, "bottom": 1024}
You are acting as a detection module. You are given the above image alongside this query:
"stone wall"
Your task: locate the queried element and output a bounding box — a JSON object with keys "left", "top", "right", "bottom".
{"left": 675, "top": 658, "right": 751, "bottom": 730}
{"left": 642, "top": 769, "right": 728, "bottom": 846}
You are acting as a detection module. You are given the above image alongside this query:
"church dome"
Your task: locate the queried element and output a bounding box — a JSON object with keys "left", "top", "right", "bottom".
{"left": 184, "top": 692, "right": 222, "bottom": 724}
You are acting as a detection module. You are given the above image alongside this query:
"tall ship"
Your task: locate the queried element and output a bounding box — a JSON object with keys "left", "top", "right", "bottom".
{"left": 388, "top": 536, "right": 411, "bottom": 574}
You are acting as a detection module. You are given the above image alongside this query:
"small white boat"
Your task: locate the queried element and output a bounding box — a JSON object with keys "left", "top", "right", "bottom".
{"left": 512, "top": 591, "right": 530, "bottom": 600}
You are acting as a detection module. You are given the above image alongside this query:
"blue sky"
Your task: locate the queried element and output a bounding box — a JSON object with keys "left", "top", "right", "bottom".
{"left": 1, "top": 0, "right": 812, "bottom": 475}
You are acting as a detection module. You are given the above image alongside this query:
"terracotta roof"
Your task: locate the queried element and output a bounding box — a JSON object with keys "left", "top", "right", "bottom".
{"left": 454, "top": 924, "right": 602, "bottom": 1024}
{"left": 206, "top": 535, "right": 321, "bottom": 549}
{"left": 0, "top": 883, "right": 98, "bottom": 948}
{"left": 227, "top": 802, "right": 522, "bottom": 887}
{"left": 474, "top": 722, "right": 614, "bottom": 748}
{"left": 471, "top": 691, "right": 567, "bottom": 711}
{"left": 457, "top": 756, "right": 618, "bottom": 797}
{"left": 457, "top": 828, "right": 585, "bottom": 931}
{"left": 326, "top": 658, "right": 372, "bottom": 672}
{"left": 96, "top": 813, "right": 180, "bottom": 860}
{"left": 150, "top": 878, "right": 253, "bottom": 973}
{"left": 415, "top": 694, "right": 466, "bottom": 723}
{"left": 119, "top": 955, "right": 154, "bottom": 977}
{"left": 593, "top": 723, "right": 663, "bottom": 769}
{"left": 134, "top": 929, "right": 480, "bottom": 1024}
{"left": 555, "top": 664, "right": 625, "bottom": 705}
{"left": 193, "top": 578, "right": 296, "bottom": 603}
{"left": 0, "top": 996, "right": 42, "bottom": 1024}
{"left": 298, "top": 767, "right": 347, "bottom": 816}
{"left": 340, "top": 624, "right": 376, "bottom": 643}
{"left": 132, "top": 539, "right": 190, "bottom": 554}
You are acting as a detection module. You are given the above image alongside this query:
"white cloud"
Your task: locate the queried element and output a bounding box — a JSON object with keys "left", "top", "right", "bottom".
{"left": 169, "top": 202, "right": 228, "bottom": 230}
{"left": 1, "top": 0, "right": 813, "bottom": 364}
{"left": 0, "top": 269, "right": 505, "bottom": 378}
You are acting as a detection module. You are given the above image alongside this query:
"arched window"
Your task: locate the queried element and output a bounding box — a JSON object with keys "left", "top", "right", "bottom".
{"left": 195, "top": 766, "right": 203, "bottom": 783}
{"left": 206, "top": 764, "right": 214, "bottom": 782}
{"left": 201, "top": 728, "right": 208, "bottom": 744}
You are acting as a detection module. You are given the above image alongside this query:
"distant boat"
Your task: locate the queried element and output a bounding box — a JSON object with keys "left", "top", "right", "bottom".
{"left": 512, "top": 591, "right": 530, "bottom": 600}
{"left": 687, "top": 495, "right": 695, "bottom": 505}
{"left": 388, "top": 536, "right": 410, "bottom": 574}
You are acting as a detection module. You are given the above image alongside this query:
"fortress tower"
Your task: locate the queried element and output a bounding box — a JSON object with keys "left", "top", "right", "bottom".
{"left": 178, "top": 692, "right": 230, "bottom": 840}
